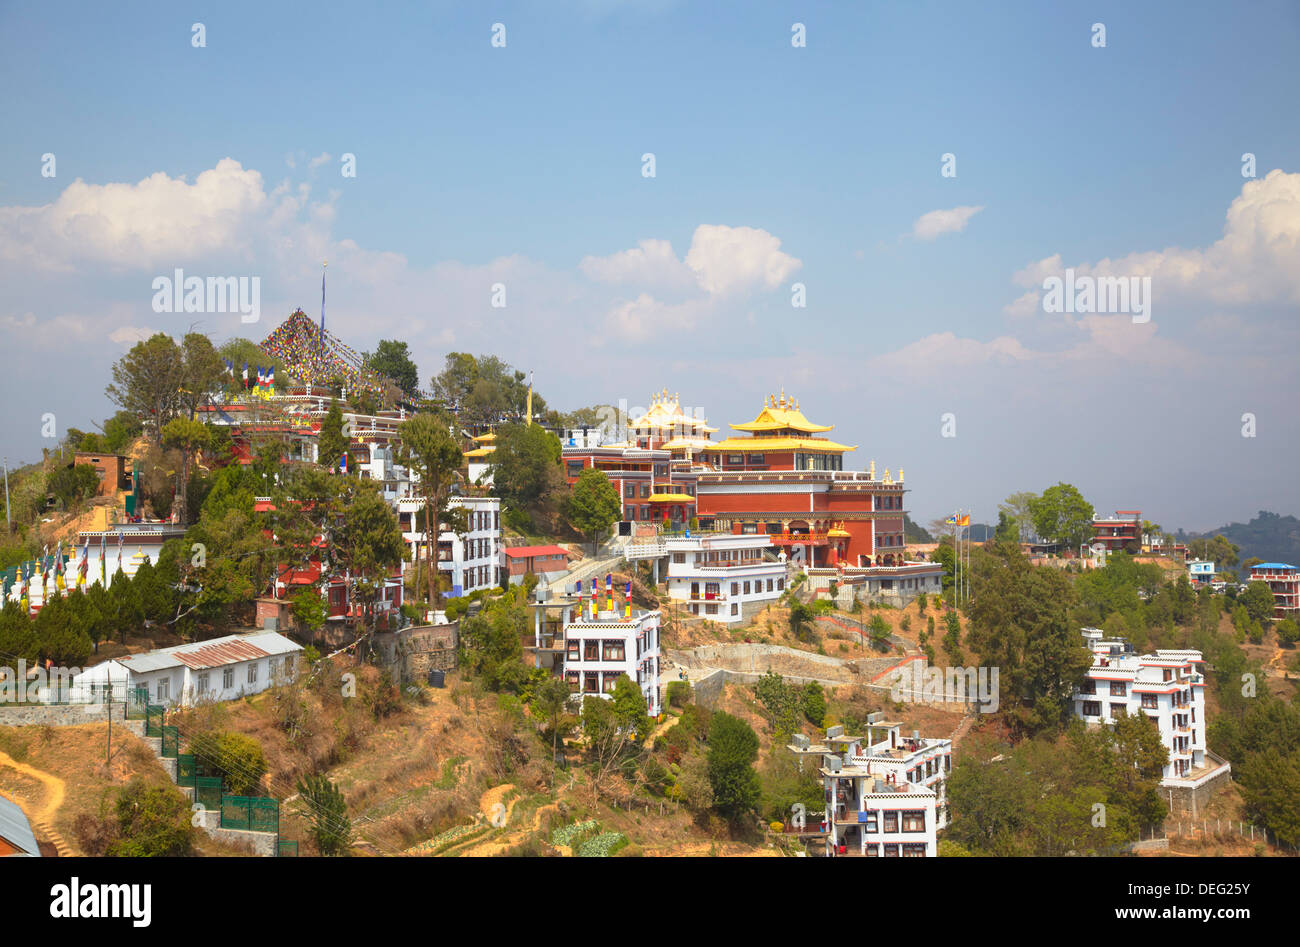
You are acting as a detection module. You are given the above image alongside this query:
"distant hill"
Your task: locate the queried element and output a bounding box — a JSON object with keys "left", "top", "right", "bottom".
{"left": 904, "top": 514, "right": 933, "bottom": 543}
{"left": 1177, "top": 511, "right": 1300, "bottom": 567}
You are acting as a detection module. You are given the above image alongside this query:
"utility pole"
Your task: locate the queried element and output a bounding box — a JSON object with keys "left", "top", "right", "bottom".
{"left": 3, "top": 457, "right": 9, "bottom": 532}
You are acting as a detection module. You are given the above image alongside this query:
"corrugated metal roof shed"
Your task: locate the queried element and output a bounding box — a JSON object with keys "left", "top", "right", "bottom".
{"left": 115, "top": 631, "right": 302, "bottom": 674}
{"left": 0, "top": 795, "right": 41, "bottom": 857}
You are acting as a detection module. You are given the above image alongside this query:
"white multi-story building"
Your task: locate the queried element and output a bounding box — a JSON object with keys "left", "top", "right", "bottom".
{"left": 397, "top": 494, "right": 501, "bottom": 597}
{"left": 563, "top": 607, "right": 662, "bottom": 716}
{"left": 1073, "top": 628, "right": 1209, "bottom": 783}
{"left": 790, "top": 716, "right": 951, "bottom": 857}
{"left": 662, "top": 532, "right": 786, "bottom": 623}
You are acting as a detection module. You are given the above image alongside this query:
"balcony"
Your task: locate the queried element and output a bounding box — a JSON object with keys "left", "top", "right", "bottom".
{"left": 688, "top": 591, "right": 727, "bottom": 602}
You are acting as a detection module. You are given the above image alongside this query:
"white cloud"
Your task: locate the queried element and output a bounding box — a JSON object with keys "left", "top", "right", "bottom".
{"left": 0, "top": 158, "right": 268, "bottom": 270}
{"left": 912, "top": 205, "right": 984, "bottom": 241}
{"left": 579, "top": 238, "right": 694, "bottom": 290}
{"left": 684, "top": 224, "right": 801, "bottom": 295}
{"left": 109, "top": 326, "right": 153, "bottom": 346}
{"left": 308, "top": 152, "right": 332, "bottom": 170}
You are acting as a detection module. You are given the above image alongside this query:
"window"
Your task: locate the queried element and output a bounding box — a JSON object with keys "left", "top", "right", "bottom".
{"left": 865, "top": 843, "right": 879, "bottom": 856}
{"left": 705, "top": 604, "right": 717, "bottom": 615}
{"left": 583, "top": 672, "right": 599, "bottom": 693}
{"left": 883, "top": 844, "right": 899, "bottom": 857}
{"left": 1082, "top": 700, "right": 1102, "bottom": 717}
{"left": 248, "top": 663, "right": 259, "bottom": 684}
{"left": 640, "top": 505, "right": 650, "bottom": 520}
{"left": 672, "top": 552, "right": 686, "bottom": 563}
{"left": 883, "top": 811, "right": 898, "bottom": 833}
{"left": 602, "top": 641, "right": 625, "bottom": 662}
{"left": 584, "top": 640, "right": 599, "bottom": 661}
{"left": 565, "top": 672, "right": 580, "bottom": 693}
{"left": 640, "top": 484, "right": 650, "bottom": 498}
{"left": 1111, "top": 703, "right": 1126, "bottom": 718}
{"left": 766, "top": 579, "right": 774, "bottom": 592}
{"left": 268, "top": 658, "right": 280, "bottom": 680}
{"left": 156, "top": 678, "right": 170, "bottom": 700}
{"left": 1080, "top": 679, "right": 1096, "bottom": 695}
{"left": 625, "top": 506, "right": 635, "bottom": 521}
{"left": 1141, "top": 694, "right": 1158, "bottom": 710}
{"left": 603, "top": 675, "right": 619, "bottom": 694}
{"left": 731, "top": 582, "right": 739, "bottom": 596}
{"left": 625, "top": 483, "right": 636, "bottom": 498}
{"left": 726, "top": 454, "right": 743, "bottom": 465}
{"left": 566, "top": 461, "right": 584, "bottom": 478}
{"left": 902, "top": 844, "right": 927, "bottom": 857}
{"left": 864, "top": 811, "right": 878, "bottom": 832}
{"left": 223, "top": 668, "right": 234, "bottom": 689}
{"left": 1109, "top": 681, "right": 1126, "bottom": 697}
{"left": 197, "top": 673, "right": 209, "bottom": 695}
{"left": 747, "top": 454, "right": 765, "bottom": 464}
{"left": 731, "top": 604, "right": 738, "bottom": 616}
{"left": 777, "top": 578, "right": 784, "bottom": 591}
{"left": 901, "top": 811, "right": 925, "bottom": 832}
{"left": 568, "top": 639, "right": 580, "bottom": 660}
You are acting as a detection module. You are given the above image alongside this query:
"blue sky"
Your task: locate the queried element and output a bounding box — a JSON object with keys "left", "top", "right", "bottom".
{"left": 2, "top": 0, "right": 1298, "bottom": 532}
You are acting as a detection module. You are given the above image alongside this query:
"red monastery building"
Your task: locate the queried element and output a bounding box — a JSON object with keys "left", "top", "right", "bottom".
{"left": 695, "top": 393, "right": 908, "bottom": 568}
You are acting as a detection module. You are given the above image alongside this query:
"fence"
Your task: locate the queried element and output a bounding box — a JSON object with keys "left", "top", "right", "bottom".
{"left": 145, "top": 704, "right": 165, "bottom": 737}
{"left": 1156, "top": 819, "right": 1299, "bottom": 853}
{"left": 160, "top": 725, "right": 179, "bottom": 758}
{"left": 195, "top": 776, "right": 223, "bottom": 813}
{"left": 277, "top": 840, "right": 298, "bottom": 857}
{"left": 220, "top": 795, "right": 279, "bottom": 834}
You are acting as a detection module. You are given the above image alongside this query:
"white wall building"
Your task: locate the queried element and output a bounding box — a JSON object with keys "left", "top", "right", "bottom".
{"left": 69, "top": 632, "right": 302, "bottom": 708}
{"left": 397, "top": 494, "right": 501, "bottom": 597}
{"left": 662, "top": 532, "right": 786, "bottom": 623}
{"left": 563, "top": 608, "right": 662, "bottom": 716}
{"left": 790, "top": 716, "right": 950, "bottom": 858}
{"left": 1073, "top": 628, "right": 1209, "bottom": 783}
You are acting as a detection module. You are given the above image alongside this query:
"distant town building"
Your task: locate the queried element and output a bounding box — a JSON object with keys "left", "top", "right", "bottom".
{"left": 1249, "top": 563, "right": 1300, "bottom": 618}
{"left": 71, "top": 451, "right": 131, "bottom": 496}
{"left": 1091, "top": 510, "right": 1142, "bottom": 554}
{"left": 1187, "top": 559, "right": 1217, "bottom": 587}
{"left": 1073, "top": 629, "right": 1219, "bottom": 784}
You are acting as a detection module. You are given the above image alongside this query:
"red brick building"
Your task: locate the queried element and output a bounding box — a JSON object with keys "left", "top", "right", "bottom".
{"left": 695, "top": 394, "right": 908, "bottom": 568}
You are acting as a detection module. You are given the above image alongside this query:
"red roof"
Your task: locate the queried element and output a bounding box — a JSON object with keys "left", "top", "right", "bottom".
{"left": 174, "top": 639, "right": 270, "bottom": 670}
{"left": 503, "top": 545, "right": 570, "bottom": 559}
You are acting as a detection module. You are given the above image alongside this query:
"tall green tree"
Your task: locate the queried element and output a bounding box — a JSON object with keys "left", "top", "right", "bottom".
{"left": 567, "top": 467, "right": 621, "bottom": 554}
{"left": 161, "top": 417, "right": 211, "bottom": 525}
{"left": 1029, "top": 483, "right": 1094, "bottom": 549}
{"left": 335, "top": 487, "right": 406, "bottom": 634}
{"left": 490, "top": 422, "right": 564, "bottom": 512}
{"left": 966, "top": 542, "right": 1091, "bottom": 734}
{"left": 105, "top": 333, "right": 184, "bottom": 441}
{"left": 296, "top": 773, "right": 354, "bottom": 856}
{"left": 317, "top": 400, "right": 348, "bottom": 471}
{"left": 364, "top": 340, "right": 420, "bottom": 398}
{"left": 706, "top": 711, "right": 761, "bottom": 819}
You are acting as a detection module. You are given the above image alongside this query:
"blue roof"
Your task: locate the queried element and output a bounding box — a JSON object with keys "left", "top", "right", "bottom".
{"left": 1253, "top": 562, "right": 1297, "bottom": 571}
{"left": 0, "top": 795, "right": 41, "bottom": 857}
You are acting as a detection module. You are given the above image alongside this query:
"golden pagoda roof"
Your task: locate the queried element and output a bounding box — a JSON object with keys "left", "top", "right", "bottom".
{"left": 647, "top": 492, "right": 695, "bottom": 503}
{"left": 463, "top": 446, "right": 496, "bottom": 458}
{"left": 706, "top": 436, "right": 855, "bottom": 454}
{"left": 659, "top": 436, "right": 713, "bottom": 451}
{"left": 732, "top": 391, "right": 834, "bottom": 434}
{"left": 628, "top": 389, "right": 717, "bottom": 433}
{"left": 472, "top": 432, "right": 497, "bottom": 443}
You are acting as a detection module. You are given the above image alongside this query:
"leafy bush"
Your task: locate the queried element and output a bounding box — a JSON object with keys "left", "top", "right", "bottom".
{"left": 188, "top": 730, "right": 267, "bottom": 796}
{"left": 551, "top": 819, "right": 598, "bottom": 847}
{"left": 106, "top": 779, "right": 194, "bottom": 857}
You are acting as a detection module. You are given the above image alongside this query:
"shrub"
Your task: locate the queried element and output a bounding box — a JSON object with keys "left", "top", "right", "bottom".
{"left": 189, "top": 730, "right": 268, "bottom": 796}
{"left": 106, "top": 779, "right": 193, "bottom": 857}
{"left": 666, "top": 680, "right": 692, "bottom": 710}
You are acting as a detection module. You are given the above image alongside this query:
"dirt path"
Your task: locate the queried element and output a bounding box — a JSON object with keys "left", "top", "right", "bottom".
{"left": 948, "top": 714, "right": 977, "bottom": 747}
{"left": 0, "top": 750, "right": 73, "bottom": 855}
{"left": 461, "top": 800, "right": 563, "bottom": 858}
